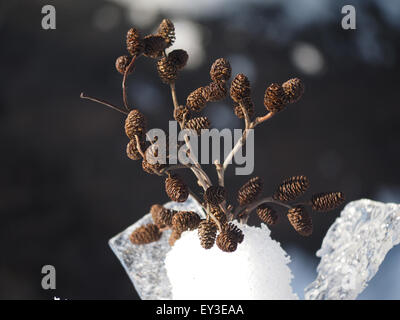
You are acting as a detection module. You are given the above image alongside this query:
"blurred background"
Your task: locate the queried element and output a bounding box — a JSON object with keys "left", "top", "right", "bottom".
{"left": 1, "top": 0, "right": 400, "bottom": 299}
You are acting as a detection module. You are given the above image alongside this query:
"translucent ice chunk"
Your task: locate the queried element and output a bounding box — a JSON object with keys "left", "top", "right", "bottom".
{"left": 108, "top": 196, "right": 205, "bottom": 300}
{"left": 305, "top": 199, "right": 400, "bottom": 300}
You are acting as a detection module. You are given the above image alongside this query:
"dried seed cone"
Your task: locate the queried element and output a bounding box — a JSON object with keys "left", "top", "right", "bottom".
{"left": 165, "top": 174, "right": 189, "bottom": 203}
{"left": 210, "top": 58, "right": 231, "bottom": 82}
{"left": 198, "top": 220, "right": 217, "bottom": 249}
{"left": 311, "top": 192, "right": 345, "bottom": 212}
{"left": 204, "top": 186, "right": 227, "bottom": 206}
{"left": 126, "top": 28, "right": 144, "bottom": 56}
{"left": 186, "top": 87, "right": 207, "bottom": 112}
{"left": 125, "top": 109, "right": 146, "bottom": 139}
{"left": 168, "top": 49, "right": 188, "bottom": 69}
{"left": 129, "top": 223, "right": 162, "bottom": 244}
{"left": 282, "top": 78, "right": 304, "bottom": 104}
{"left": 143, "top": 35, "right": 167, "bottom": 58}
{"left": 151, "top": 204, "right": 175, "bottom": 228}
{"left": 169, "top": 230, "right": 181, "bottom": 246}
{"left": 115, "top": 55, "right": 132, "bottom": 75}
{"left": 202, "top": 82, "right": 227, "bottom": 102}
{"left": 150, "top": 204, "right": 164, "bottom": 227}
{"left": 185, "top": 117, "right": 210, "bottom": 134}
{"left": 216, "top": 230, "right": 238, "bottom": 252}
{"left": 257, "top": 204, "right": 278, "bottom": 226}
{"left": 237, "top": 176, "right": 264, "bottom": 206}
{"left": 174, "top": 105, "right": 190, "bottom": 123}
{"left": 142, "top": 157, "right": 166, "bottom": 174}
{"left": 264, "top": 83, "right": 286, "bottom": 113}
{"left": 223, "top": 223, "right": 244, "bottom": 244}
{"left": 273, "top": 175, "right": 309, "bottom": 202}
{"left": 209, "top": 205, "right": 227, "bottom": 226}
{"left": 157, "top": 18, "right": 175, "bottom": 48}
{"left": 233, "top": 96, "right": 255, "bottom": 119}
{"left": 157, "top": 56, "right": 178, "bottom": 84}
{"left": 287, "top": 205, "right": 313, "bottom": 236}
{"left": 172, "top": 211, "right": 201, "bottom": 233}
{"left": 230, "top": 73, "right": 251, "bottom": 103}
{"left": 126, "top": 137, "right": 144, "bottom": 160}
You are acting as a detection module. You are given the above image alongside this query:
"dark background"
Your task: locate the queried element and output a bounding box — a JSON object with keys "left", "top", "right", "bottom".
{"left": 1, "top": 0, "right": 399, "bottom": 299}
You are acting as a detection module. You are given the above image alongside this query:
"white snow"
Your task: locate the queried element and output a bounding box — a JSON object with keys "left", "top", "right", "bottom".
{"left": 165, "top": 222, "right": 298, "bottom": 300}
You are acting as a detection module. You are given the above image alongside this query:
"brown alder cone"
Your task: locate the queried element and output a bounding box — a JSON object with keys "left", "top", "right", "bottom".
{"left": 273, "top": 175, "right": 309, "bottom": 202}
{"left": 198, "top": 219, "right": 217, "bottom": 249}
{"left": 237, "top": 176, "right": 264, "bottom": 206}
{"left": 115, "top": 55, "right": 133, "bottom": 75}
{"left": 157, "top": 18, "right": 175, "bottom": 48}
{"left": 124, "top": 109, "right": 146, "bottom": 139}
{"left": 287, "top": 205, "right": 313, "bottom": 236}
{"left": 157, "top": 56, "right": 178, "bottom": 84}
{"left": 129, "top": 223, "right": 162, "bottom": 244}
{"left": 142, "top": 35, "right": 168, "bottom": 58}
{"left": 151, "top": 204, "right": 175, "bottom": 228}
{"left": 264, "top": 83, "right": 286, "bottom": 113}
{"left": 282, "top": 78, "right": 305, "bottom": 104}
{"left": 233, "top": 96, "right": 255, "bottom": 119}
{"left": 216, "top": 230, "right": 238, "bottom": 252}
{"left": 311, "top": 192, "right": 345, "bottom": 212}
{"left": 230, "top": 73, "right": 251, "bottom": 103}
{"left": 141, "top": 157, "right": 166, "bottom": 175}
{"left": 204, "top": 186, "right": 227, "bottom": 206}
{"left": 256, "top": 204, "right": 278, "bottom": 226}
{"left": 184, "top": 117, "right": 210, "bottom": 134}
{"left": 223, "top": 223, "right": 244, "bottom": 244}
{"left": 173, "top": 105, "right": 190, "bottom": 123}
{"left": 126, "top": 28, "right": 144, "bottom": 56}
{"left": 168, "top": 49, "right": 189, "bottom": 70}
{"left": 186, "top": 87, "right": 207, "bottom": 112}
{"left": 209, "top": 205, "right": 228, "bottom": 226}
{"left": 202, "top": 82, "right": 227, "bottom": 102}
{"left": 165, "top": 174, "right": 189, "bottom": 203}
{"left": 210, "top": 58, "right": 231, "bottom": 82}
{"left": 169, "top": 230, "right": 182, "bottom": 246}
{"left": 126, "top": 137, "right": 145, "bottom": 160}
{"left": 172, "top": 211, "right": 201, "bottom": 233}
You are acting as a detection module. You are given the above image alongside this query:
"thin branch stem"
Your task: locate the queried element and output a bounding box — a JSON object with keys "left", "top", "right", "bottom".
{"left": 122, "top": 55, "right": 138, "bottom": 111}
{"left": 214, "top": 160, "right": 224, "bottom": 187}
{"left": 188, "top": 187, "right": 203, "bottom": 205}
{"left": 234, "top": 196, "right": 292, "bottom": 219}
{"left": 252, "top": 111, "right": 276, "bottom": 128}
{"left": 169, "top": 81, "right": 212, "bottom": 191}
{"left": 134, "top": 134, "right": 145, "bottom": 158}
{"left": 223, "top": 108, "right": 277, "bottom": 170}
{"left": 170, "top": 83, "right": 179, "bottom": 111}
{"left": 80, "top": 93, "right": 128, "bottom": 115}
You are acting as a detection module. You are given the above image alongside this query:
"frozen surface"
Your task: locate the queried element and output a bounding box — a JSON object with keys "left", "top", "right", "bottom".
{"left": 305, "top": 199, "right": 400, "bottom": 300}
{"left": 109, "top": 196, "right": 205, "bottom": 300}
{"left": 165, "top": 222, "right": 298, "bottom": 300}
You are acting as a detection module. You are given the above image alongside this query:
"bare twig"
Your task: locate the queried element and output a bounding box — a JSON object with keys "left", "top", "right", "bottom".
{"left": 122, "top": 55, "right": 138, "bottom": 111}
{"left": 223, "top": 107, "right": 277, "bottom": 170}
{"left": 169, "top": 81, "right": 212, "bottom": 191}
{"left": 252, "top": 111, "right": 276, "bottom": 128}
{"left": 234, "top": 196, "right": 292, "bottom": 220}
{"left": 214, "top": 160, "right": 224, "bottom": 187}
{"left": 80, "top": 93, "right": 128, "bottom": 115}
{"left": 134, "top": 134, "right": 145, "bottom": 158}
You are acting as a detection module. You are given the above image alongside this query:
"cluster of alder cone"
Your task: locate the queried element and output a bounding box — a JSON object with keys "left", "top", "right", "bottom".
{"left": 82, "top": 19, "right": 345, "bottom": 253}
